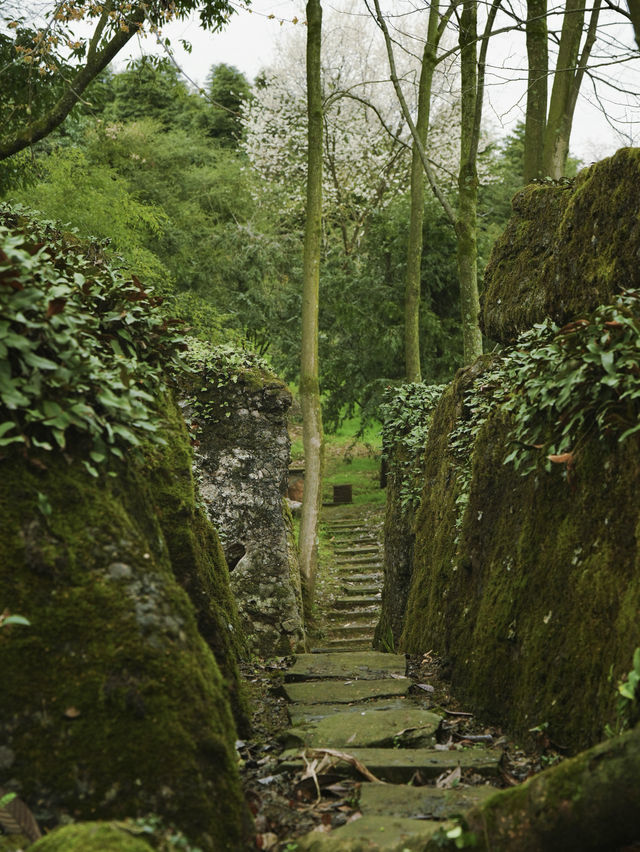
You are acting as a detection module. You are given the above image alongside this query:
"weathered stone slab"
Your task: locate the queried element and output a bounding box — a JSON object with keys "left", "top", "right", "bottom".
{"left": 359, "top": 781, "right": 497, "bottom": 819}
{"left": 294, "top": 816, "right": 443, "bottom": 851}
{"left": 333, "top": 596, "right": 380, "bottom": 610}
{"left": 281, "top": 706, "right": 441, "bottom": 749}
{"left": 279, "top": 746, "right": 501, "bottom": 782}
{"left": 329, "top": 624, "right": 377, "bottom": 639}
{"left": 288, "top": 652, "right": 405, "bottom": 682}
{"left": 289, "top": 699, "right": 410, "bottom": 726}
{"left": 284, "top": 678, "right": 410, "bottom": 704}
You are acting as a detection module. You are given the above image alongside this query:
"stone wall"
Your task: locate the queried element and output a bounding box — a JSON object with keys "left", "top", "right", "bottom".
{"left": 385, "top": 149, "right": 640, "bottom": 751}
{"left": 183, "top": 349, "right": 305, "bottom": 655}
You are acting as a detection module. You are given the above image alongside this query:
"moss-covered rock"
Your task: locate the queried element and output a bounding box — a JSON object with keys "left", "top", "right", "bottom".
{"left": 0, "top": 398, "right": 251, "bottom": 849}
{"left": 30, "top": 823, "right": 154, "bottom": 852}
{"left": 424, "top": 724, "right": 640, "bottom": 851}
{"left": 143, "top": 393, "right": 250, "bottom": 733}
{"left": 482, "top": 148, "right": 640, "bottom": 343}
{"left": 400, "top": 362, "right": 640, "bottom": 751}
{"left": 182, "top": 344, "right": 305, "bottom": 655}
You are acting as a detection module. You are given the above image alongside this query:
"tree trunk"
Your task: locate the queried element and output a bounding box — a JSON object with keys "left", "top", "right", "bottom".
{"left": 457, "top": 0, "right": 483, "bottom": 364}
{"left": 426, "top": 725, "right": 640, "bottom": 851}
{"left": 404, "top": 2, "right": 440, "bottom": 383}
{"left": 629, "top": 0, "right": 640, "bottom": 47}
{"left": 299, "top": 0, "right": 324, "bottom": 618}
{"left": 524, "top": 0, "right": 548, "bottom": 182}
{"left": 542, "top": 0, "right": 586, "bottom": 178}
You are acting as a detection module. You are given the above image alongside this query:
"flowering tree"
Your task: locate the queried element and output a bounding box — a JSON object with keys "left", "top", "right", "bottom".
{"left": 242, "top": 3, "right": 459, "bottom": 256}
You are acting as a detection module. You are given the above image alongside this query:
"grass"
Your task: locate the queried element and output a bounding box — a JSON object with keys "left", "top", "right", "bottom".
{"left": 290, "top": 407, "right": 384, "bottom": 506}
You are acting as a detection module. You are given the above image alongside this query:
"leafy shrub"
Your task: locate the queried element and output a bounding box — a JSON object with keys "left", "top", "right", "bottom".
{"left": 504, "top": 289, "right": 640, "bottom": 472}
{"left": 0, "top": 206, "right": 186, "bottom": 473}
{"left": 380, "top": 382, "right": 446, "bottom": 511}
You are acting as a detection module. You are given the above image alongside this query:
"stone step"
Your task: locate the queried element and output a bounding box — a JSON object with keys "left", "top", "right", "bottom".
{"left": 280, "top": 706, "right": 442, "bottom": 750}
{"left": 337, "top": 557, "right": 383, "bottom": 566}
{"left": 293, "top": 815, "right": 442, "bottom": 851}
{"left": 341, "top": 573, "right": 383, "bottom": 583}
{"left": 286, "top": 652, "right": 406, "bottom": 682}
{"left": 288, "top": 699, "right": 411, "bottom": 726}
{"left": 342, "top": 584, "right": 380, "bottom": 596}
{"left": 334, "top": 546, "right": 380, "bottom": 556}
{"left": 284, "top": 677, "right": 409, "bottom": 704}
{"left": 358, "top": 781, "right": 496, "bottom": 819}
{"left": 279, "top": 745, "right": 502, "bottom": 783}
{"left": 327, "top": 608, "right": 379, "bottom": 622}
{"left": 322, "top": 638, "right": 374, "bottom": 651}
{"left": 333, "top": 596, "right": 380, "bottom": 610}
{"left": 327, "top": 623, "right": 377, "bottom": 640}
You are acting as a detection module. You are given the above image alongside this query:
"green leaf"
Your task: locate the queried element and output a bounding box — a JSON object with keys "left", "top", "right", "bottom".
{"left": 3, "top": 615, "right": 30, "bottom": 627}
{"left": 37, "top": 491, "right": 52, "bottom": 517}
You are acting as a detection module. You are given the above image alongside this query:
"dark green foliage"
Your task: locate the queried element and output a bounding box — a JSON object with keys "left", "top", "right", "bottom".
{"left": 319, "top": 194, "right": 462, "bottom": 429}
{"left": 503, "top": 290, "right": 640, "bottom": 472}
{"left": 200, "top": 63, "right": 251, "bottom": 146}
{"left": 380, "top": 382, "right": 446, "bottom": 511}
{"left": 0, "top": 206, "right": 185, "bottom": 469}
{"left": 101, "top": 59, "right": 201, "bottom": 131}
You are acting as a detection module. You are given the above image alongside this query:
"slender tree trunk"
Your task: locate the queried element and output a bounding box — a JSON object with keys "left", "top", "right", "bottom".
{"left": 542, "top": 0, "right": 586, "bottom": 178}
{"left": 299, "top": 0, "right": 324, "bottom": 617}
{"left": 524, "top": 0, "right": 548, "bottom": 182}
{"left": 629, "top": 0, "right": 640, "bottom": 47}
{"left": 404, "top": 2, "right": 440, "bottom": 383}
{"left": 457, "top": 0, "right": 483, "bottom": 363}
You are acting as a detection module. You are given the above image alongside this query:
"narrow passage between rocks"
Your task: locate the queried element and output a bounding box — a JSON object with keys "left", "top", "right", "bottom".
{"left": 243, "top": 505, "right": 541, "bottom": 852}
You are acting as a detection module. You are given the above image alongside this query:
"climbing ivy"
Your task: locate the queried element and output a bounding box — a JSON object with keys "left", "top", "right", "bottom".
{"left": 503, "top": 290, "right": 640, "bottom": 472}
{"left": 380, "top": 382, "right": 446, "bottom": 511}
{"left": 0, "top": 206, "right": 187, "bottom": 474}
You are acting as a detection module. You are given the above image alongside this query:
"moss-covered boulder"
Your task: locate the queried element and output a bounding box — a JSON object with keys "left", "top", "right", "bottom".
{"left": 0, "top": 417, "right": 251, "bottom": 848}
{"left": 482, "top": 148, "right": 640, "bottom": 343}
{"left": 29, "top": 823, "right": 154, "bottom": 852}
{"left": 0, "top": 210, "right": 251, "bottom": 849}
{"left": 399, "top": 354, "right": 640, "bottom": 751}
{"left": 182, "top": 343, "right": 305, "bottom": 655}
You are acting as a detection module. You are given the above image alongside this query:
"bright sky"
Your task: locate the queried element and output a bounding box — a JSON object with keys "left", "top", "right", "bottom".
{"left": 117, "top": 0, "right": 639, "bottom": 165}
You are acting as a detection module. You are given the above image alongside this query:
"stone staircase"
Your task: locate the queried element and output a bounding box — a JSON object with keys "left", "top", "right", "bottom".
{"left": 276, "top": 506, "right": 501, "bottom": 851}
{"left": 321, "top": 510, "right": 384, "bottom": 652}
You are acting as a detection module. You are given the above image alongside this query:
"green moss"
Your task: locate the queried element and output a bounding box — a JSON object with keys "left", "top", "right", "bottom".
{"left": 401, "top": 382, "right": 640, "bottom": 750}
{"left": 482, "top": 148, "right": 640, "bottom": 343}
{"left": 450, "top": 724, "right": 640, "bottom": 851}
{"left": 143, "top": 393, "right": 250, "bottom": 733}
{"left": 0, "top": 403, "right": 252, "bottom": 849}
{"left": 30, "top": 823, "right": 154, "bottom": 852}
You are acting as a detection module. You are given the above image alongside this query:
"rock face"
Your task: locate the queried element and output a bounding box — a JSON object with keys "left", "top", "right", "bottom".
{"left": 386, "top": 150, "right": 640, "bottom": 751}
{"left": 0, "top": 396, "right": 252, "bottom": 851}
{"left": 482, "top": 148, "right": 640, "bottom": 343}
{"left": 184, "top": 350, "right": 305, "bottom": 655}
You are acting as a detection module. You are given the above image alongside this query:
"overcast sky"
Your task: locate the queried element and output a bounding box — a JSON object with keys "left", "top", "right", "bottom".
{"left": 115, "top": 0, "right": 640, "bottom": 165}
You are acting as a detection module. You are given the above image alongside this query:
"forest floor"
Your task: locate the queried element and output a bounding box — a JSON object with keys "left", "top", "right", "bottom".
{"left": 239, "top": 432, "right": 560, "bottom": 851}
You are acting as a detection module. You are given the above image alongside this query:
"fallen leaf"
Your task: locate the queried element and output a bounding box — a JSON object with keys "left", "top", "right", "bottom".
{"left": 416, "top": 683, "right": 435, "bottom": 692}
{"left": 306, "top": 749, "right": 386, "bottom": 784}
{"left": 436, "top": 766, "right": 462, "bottom": 789}
{"left": 548, "top": 452, "right": 573, "bottom": 465}
{"left": 64, "top": 707, "right": 81, "bottom": 719}
{"left": 255, "top": 832, "right": 278, "bottom": 849}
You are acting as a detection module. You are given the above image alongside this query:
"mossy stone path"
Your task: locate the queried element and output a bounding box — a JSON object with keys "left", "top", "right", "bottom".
{"left": 281, "top": 506, "right": 502, "bottom": 852}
